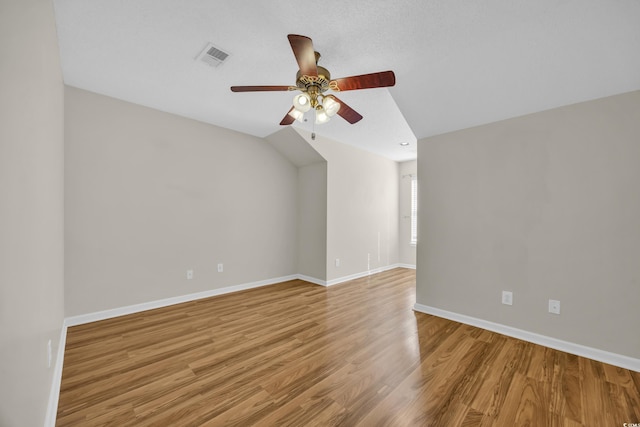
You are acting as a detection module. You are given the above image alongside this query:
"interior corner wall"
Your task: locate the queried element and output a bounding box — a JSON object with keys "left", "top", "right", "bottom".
{"left": 296, "top": 131, "right": 400, "bottom": 282}
{"left": 0, "top": 0, "right": 65, "bottom": 425}
{"left": 64, "top": 86, "right": 298, "bottom": 317}
{"left": 297, "top": 161, "right": 328, "bottom": 281}
{"left": 399, "top": 160, "right": 417, "bottom": 266}
{"left": 416, "top": 90, "right": 640, "bottom": 359}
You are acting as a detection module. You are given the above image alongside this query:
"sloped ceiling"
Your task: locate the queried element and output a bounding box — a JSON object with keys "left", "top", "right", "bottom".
{"left": 53, "top": 0, "right": 640, "bottom": 162}
{"left": 265, "top": 127, "right": 325, "bottom": 168}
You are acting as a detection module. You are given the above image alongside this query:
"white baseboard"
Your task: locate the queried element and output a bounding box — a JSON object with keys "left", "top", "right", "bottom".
{"left": 397, "top": 263, "right": 416, "bottom": 270}
{"left": 65, "top": 266, "right": 415, "bottom": 326}
{"left": 325, "top": 263, "right": 408, "bottom": 286}
{"left": 413, "top": 303, "right": 640, "bottom": 373}
{"left": 65, "top": 274, "right": 298, "bottom": 327}
{"left": 44, "top": 322, "right": 68, "bottom": 427}
{"left": 296, "top": 274, "right": 327, "bottom": 286}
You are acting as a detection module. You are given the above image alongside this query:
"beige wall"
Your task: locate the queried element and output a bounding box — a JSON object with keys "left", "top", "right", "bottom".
{"left": 264, "top": 127, "right": 328, "bottom": 282}
{"left": 417, "top": 91, "right": 640, "bottom": 359}
{"left": 64, "top": 87, "right": 299, "bottom": 316}
{"left": 0, "top": 0, "right": 65, "bottom": 425}
{"left": 297, "top": 130, "right": 400, "bottom": 281}
{"left": 399, "top": 160, "right": 417, "bottom": 266}
{"left": 297, "top": 162, "right": 328, "bottom": 280}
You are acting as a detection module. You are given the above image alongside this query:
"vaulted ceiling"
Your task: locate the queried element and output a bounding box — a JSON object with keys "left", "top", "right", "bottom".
{"left": 53, "top": 0, "right": 640, "bottom": 162}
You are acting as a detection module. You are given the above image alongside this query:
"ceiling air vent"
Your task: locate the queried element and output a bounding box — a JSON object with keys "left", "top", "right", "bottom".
{"left": 197, "top": 43, "right": 230, "bottom": 68}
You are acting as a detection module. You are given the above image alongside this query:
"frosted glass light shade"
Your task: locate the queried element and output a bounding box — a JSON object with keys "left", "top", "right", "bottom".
{"left": 293, "top": 93, "right": 311, "bottom": 112}
{"left": 315, "top": 107, "right": 330, "bottom": 124}
{"left": 323, "top": 96, "right": 340, "bottom": 117}
{"left": 288, "top": 108, "right": 305, "bottom": 122}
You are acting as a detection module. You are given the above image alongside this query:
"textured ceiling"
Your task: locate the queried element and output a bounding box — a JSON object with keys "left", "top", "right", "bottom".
{"left": 53, "top": 0, "right": 640, "bottom": 162}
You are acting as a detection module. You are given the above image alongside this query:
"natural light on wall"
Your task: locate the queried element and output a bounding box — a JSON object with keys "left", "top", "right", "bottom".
{"left": 411, "top": 177, "right": 418, "bottom": 245}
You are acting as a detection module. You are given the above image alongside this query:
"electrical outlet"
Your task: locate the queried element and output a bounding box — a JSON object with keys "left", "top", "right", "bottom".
{"left": 502, "top": 291, "right": 513, "bottom": 306}
{"left": 335, "top": 258, "right": 340, "bottom": 267}
{"left": 217, "top": 263, "right": 223, "bottom": 273}
{"left": 549, "top": 299, "right": 561, "bottom": 314}
{"left": 186, "top": 269, "right": 194, "bottom": 280}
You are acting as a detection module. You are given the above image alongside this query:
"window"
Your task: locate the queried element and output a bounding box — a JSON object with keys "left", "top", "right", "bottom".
{"left": 410, "top": 178, "right": 418, "bottom": 245}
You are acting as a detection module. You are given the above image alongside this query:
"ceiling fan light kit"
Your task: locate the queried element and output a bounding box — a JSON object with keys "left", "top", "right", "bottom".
{"left": 315, "top": 106, "right": 330, "bottom": 124}
{"left": 293, "top": 93, "right": 311, "bottom": 112}
{"left": 289, "top": 108, "right": 305, "bottom": 122}
{"left": 323, "top": 95, "right": 340, "bottom": 116}
{"left": 230, "top": 34, "right": 395, "bottom": 126}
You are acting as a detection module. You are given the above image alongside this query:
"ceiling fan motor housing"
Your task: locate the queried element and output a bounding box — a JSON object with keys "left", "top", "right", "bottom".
{"left": 296, "top": 66, "right": 332, "bottom": 93}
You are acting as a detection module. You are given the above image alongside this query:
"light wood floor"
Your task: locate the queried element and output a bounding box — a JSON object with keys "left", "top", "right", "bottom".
{"left": 57, "top": 268, "right": 640, "bottom": 426}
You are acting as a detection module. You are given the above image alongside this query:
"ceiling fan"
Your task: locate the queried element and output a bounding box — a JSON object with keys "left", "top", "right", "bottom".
{"left": 230, "top": 34, "right": 396, "bottom": 126}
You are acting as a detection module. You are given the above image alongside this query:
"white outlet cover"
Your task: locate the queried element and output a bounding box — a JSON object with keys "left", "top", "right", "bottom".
{"left": 187, "top": 269, "right": 194, "bottom": 279}
{"left": 549, "top": 299, "right": 561, "bottom": 314}
{"left": 217, "top": 263, "right": 223, "bottom": 272}
{"left": 502, "top": 291, "right": 513, "bottom": 305}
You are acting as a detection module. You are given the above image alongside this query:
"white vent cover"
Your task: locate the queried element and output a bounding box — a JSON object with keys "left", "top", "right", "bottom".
{"left": 197, "top": 43, "right": 230, "bottom": 67}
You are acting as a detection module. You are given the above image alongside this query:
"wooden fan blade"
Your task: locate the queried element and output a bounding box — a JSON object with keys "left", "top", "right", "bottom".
{"left": 330, "top": 95, "right": 363, "bottom": 124}
{"left": 330, "top": 71, "right": 396, "bottom": 91}
{"left": 280, "top": 107, "right": 296, "bottom": 125}
{"left": 230, "top": 85, "right": 293, "bottom": 92}
{"left": 287, "top": 34, "right": 318, "bottom": 77}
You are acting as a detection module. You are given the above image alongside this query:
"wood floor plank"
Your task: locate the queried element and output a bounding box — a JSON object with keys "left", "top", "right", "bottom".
{"left": 56, "top": 268, "right": 640, "bottom": 426}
